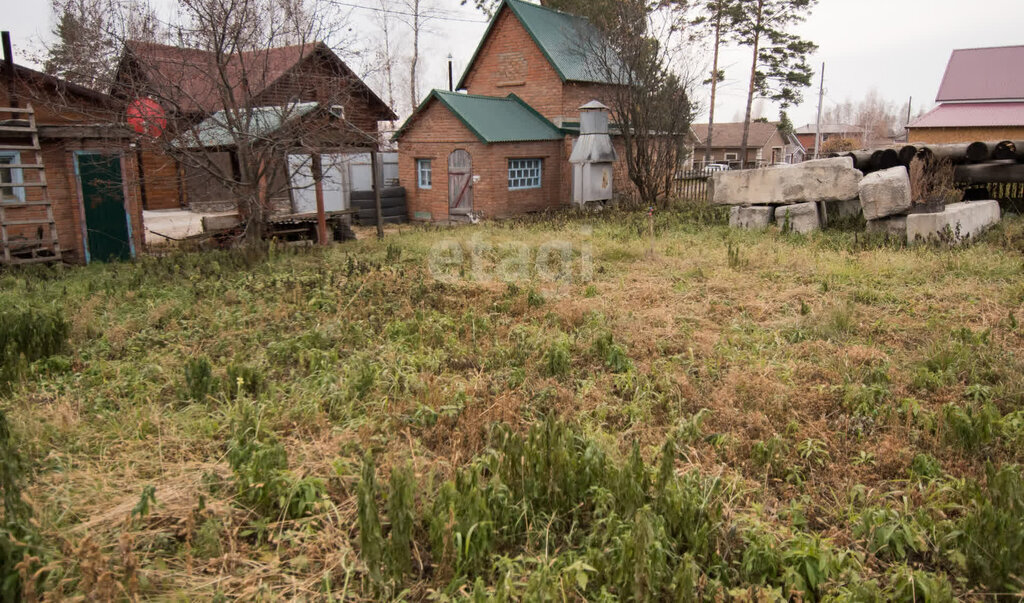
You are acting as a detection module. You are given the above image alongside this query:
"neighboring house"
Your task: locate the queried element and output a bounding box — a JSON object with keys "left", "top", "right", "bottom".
{"left": 794, "top": 124, "right": 865, "bottom": 157}
{"left": 112, "top": 40, "right": 396, "bottom": 212}
{"left": 396, "top": 0, "right": 627, "bottom": 222}
{"left": 784, "top": 133, "right": 807, "bottom": 164}
{"left": 691, "top": 122, "right": 788, "bottom": 168}
{"left": 1, "top": 57, "right": 143, "bottom": 265}
{"left": 908, "top": 45, "right": 1024, "bottom": 144}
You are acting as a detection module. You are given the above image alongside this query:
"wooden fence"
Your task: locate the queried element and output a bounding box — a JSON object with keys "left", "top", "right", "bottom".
{"left": 673, "top": 168, "right": 713, "bottom": 202}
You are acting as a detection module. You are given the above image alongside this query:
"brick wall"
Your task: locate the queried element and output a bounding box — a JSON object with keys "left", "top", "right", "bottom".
{"left": 909, "top": 126, "right": 1024, "bottom": 144}
{"left": 460, "top": 8, "right": 567, "bottom": 121}
{"left": 399, "top": 100, "right": 566, "bottom": 221}
{"left": 2, "top": 76, "right": 142, "bottom": 264}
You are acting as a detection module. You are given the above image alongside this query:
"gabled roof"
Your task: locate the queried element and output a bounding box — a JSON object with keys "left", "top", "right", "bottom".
{"left": 908, "top": 102, "right": 1024, "bottom": 129}
{"left": 116, "top": 40, "right": 395, "bottom": 120}
{"left": 173, "top": 102, "right": 321, "bottom": 148}
{"left": 395, "top": 90, "right": 563, "bottom": 143}
{"left": 690, "top": 122, "right": 780, "bottom": 149}
{"left": 936, "top": 46, "right": 1024, "bottom": 102}
{"left": 456, "top": 0, "right": 617, "bottom": 89}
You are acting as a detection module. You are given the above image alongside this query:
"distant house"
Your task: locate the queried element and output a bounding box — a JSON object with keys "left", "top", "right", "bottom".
{"left": 2, "top": 58, "right": 143, "bottom": 265}
{"left": 112, "top": 41, "right": 396, "bottom": 212}
{"left": 396, "top": 0, "right": 633, "bottom": 222}
{"left": 691, "top": 122, "right": 788, "bottom": 168}
{"left": 908, "top": 45, "right": 1024, "bottom": 144}
{"left": 794, "top": 124, "right": 865, "bottom": 157}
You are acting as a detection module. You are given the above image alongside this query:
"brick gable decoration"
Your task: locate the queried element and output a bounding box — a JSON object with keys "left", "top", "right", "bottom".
{"left": 396, "top": 0, "right": 629, "bottom": 223}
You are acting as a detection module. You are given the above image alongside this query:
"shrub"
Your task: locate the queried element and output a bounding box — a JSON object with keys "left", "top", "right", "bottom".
{"left": 224, "top": 363, "right": 266, "bottom": 399}
{"left": 0, "top": 308, "right": 68, "bottom": 392}
{"left": 184, "top": 356, "right": 217, "bottom": 401}
{"left": 542, "top": 338, "right": 571, "bottom": 378}
{"left": 226, "top": 404, "right": 323, "bottom": 520}
{"left": 957, "top": 464, "right": 1024, "bottom": 594}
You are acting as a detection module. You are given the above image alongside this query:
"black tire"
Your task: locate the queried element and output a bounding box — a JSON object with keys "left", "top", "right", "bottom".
{"left": 357, "top": 206, "right": 406, "bottom": 219}
{"left": 350, "top": 190, "right": 375, "bottom": 202}
{"left": 381, "top": 187, "right": 406, "bottom": 199}
{"left": 351, "top": 196, "right": 405, "bottom": 210}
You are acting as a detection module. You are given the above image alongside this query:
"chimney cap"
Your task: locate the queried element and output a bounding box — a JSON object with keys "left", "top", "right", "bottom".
{"left": 579, "top": 100, "right": 609, "bottom": 111}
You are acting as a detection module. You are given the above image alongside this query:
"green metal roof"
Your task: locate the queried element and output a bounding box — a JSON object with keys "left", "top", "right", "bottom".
{"left": 173, "top": 102, "right": 320, "bottom": 149}
{"left": 396, "top": 91, "right": 563, "bottom": 144}
{"left": 456, "top": 0, "right": 617, "bottom": 89}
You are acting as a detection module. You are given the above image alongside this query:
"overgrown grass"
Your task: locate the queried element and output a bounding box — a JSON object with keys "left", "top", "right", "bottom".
{"left": 1, "top": 205, "right": 1022, "bottom": 599}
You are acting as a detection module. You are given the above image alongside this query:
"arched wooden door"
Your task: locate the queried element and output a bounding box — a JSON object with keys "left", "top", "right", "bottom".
{"left": 448, "top": 149, "right": 473, "bottom": 215}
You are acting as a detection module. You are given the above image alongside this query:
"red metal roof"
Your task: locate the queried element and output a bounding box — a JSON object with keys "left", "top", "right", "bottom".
{"left": 908, "top": 102, "right": 1024, "bottom": 129}
{"left": 936, "top": 46, "right": 1024, "bottom": 102}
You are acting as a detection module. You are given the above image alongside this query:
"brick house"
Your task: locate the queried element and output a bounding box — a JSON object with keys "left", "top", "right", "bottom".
{"left": 908, "top": 45, "right": 1024, "bottom": 144}
{"left": 396, "top": 0, "right": 629, "bottom": 222}
{"left": 691, "top": 122, "right": 789, "bottom": 168}
{"left": 794, "top": 124, "right": 865, "bottom": 158}
{"left": 112, "top": 41, "right": 395, "bottom": 211}
{"left": 2, "top": 59, "right": 143, "bottom": 265}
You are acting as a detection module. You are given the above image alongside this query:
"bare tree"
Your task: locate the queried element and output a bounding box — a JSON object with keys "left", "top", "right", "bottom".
{"left": 577, "top": 0, "right": 698, "bottom": 207}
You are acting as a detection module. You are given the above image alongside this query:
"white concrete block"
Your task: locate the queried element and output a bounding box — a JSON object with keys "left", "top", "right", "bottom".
{"left": 906, "top": 201, "right": 1001, "bottom": 244}
{"left": 859, "top": 166, "right": 912, "bottom": 220}
{"left": 775, "top": 202, "right": 820, "bottom": 234}
{"left": 729, "top": 206, "right": 775, "bottom": 230}
{"left": 711, "top": 162, "right": 862, "bottom": 206}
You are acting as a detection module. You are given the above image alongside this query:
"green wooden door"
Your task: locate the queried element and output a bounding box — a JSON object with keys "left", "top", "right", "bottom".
{"left": 77, "top": 153, "right": 133, "bottom": 263}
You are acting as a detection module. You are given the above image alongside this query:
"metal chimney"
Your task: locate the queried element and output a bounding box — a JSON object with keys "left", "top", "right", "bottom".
{"left": 2, "top": 32, "right": 16, "bottom": 108}
{"left": 570, "top": 100, "right": 617, "bottom": 207}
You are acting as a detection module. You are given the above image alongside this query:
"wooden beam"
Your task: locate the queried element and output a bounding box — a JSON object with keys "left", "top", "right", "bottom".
{"left": 311, "top": 153, "right": 328, "bottom": 246}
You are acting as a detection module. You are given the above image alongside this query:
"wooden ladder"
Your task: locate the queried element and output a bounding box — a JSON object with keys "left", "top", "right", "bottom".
{"left": 0, "top": 104, "right": 61, "bottom": 265}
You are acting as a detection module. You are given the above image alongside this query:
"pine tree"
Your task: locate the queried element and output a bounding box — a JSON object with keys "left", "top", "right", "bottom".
{"left": 730, "top": 0, "right": 817, "bottom": 167}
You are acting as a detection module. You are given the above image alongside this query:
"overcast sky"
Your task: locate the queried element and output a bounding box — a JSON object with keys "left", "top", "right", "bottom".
{"left": 6, "top": 0, "right": 1024, "bottom": 126}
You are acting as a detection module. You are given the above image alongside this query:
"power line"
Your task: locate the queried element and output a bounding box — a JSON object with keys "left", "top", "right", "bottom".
{"left": 327, "top": 0, "right": 489, "bottom": 24}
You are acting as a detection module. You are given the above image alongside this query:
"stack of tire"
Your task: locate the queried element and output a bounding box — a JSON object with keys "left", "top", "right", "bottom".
{"left": 351, "top": 187, "right": 408, "bottom": 225}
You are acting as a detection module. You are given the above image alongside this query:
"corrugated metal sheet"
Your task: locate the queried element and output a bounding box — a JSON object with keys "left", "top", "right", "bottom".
{"left": 403, "top": 91, "right": 563, "bottom": 143}
{"left": 174, "top": 102, "right": 320, "bottom": 148}
{"left": 936, "top": 46, "right": 1024, "bottom": 102}
{"left": 908, "top": 102, "right": 1024, "bottom": 129}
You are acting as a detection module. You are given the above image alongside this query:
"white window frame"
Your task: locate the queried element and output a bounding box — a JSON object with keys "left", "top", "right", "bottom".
{"left": 417, "top": 159, "right": 432, "bottom": 189}
{"left": 0, "top": 151, "right": 25, "bottom": 203}
{"left": 508, "top": 158, "right": 542, "bottom": 190}
{"left": 723, "top": 152, "right": 738, "bottom": 162}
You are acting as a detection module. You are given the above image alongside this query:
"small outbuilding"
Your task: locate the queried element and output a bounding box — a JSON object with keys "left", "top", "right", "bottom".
{"left": 2, "top": 46, "right": 143, "bottom": 265}
{"left": 395, "top": 90, "right": 565, "bottom": 221}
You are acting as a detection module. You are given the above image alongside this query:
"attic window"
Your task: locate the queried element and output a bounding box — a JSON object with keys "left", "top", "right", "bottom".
{"left": 329, "top": 105, "right": 345, "bottom": 119}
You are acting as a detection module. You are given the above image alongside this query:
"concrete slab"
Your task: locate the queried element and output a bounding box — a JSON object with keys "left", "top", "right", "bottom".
{"left": 710, "top": 162, "right": 862, "bottom": 206}
{"left": 866, "top": 215, "right": 907, "bottom": 239}
{"left": 143, "top": 209, "right": 236, "bottom": 245}
{"left": 859, "top": 166, "right": 912, "bottom": 220}
{"left": 729, "top": 205, "right": 774, "bottom": 229}
{"left": 906, "top": 200, "right": 1001, "bottom": 244}
{"left": 775, "top": 202, "right": 820, "bottom": 234}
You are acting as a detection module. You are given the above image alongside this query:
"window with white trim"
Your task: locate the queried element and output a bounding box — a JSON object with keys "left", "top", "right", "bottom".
{"left": 417, "top": 159, "right": 432, "bottom": 189}
{"left": 508, "top": 158, "right": 542, "bottom": 190}
{"left": 0, "top": 151, "right": 25, "bottom": 203}
{"left": 724, "top": 152, "right": 738, "bottom": 161}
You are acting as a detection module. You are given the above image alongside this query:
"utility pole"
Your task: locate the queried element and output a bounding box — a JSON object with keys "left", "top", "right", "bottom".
{"left": 813, "top": 62, "right": 825, "bottom": 159}
{"left": 906, "top": 96, "right": 912, "bottom": 126}
{"left": 704, "top": 1, "right": 723, "bottom": 167}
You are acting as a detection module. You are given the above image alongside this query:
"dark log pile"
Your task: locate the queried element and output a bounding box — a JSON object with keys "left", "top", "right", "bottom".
{"left": 832, "top": 140, "right": 1024, "bottom": 184}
